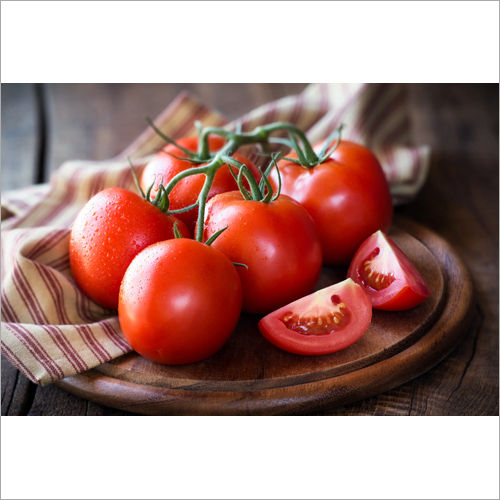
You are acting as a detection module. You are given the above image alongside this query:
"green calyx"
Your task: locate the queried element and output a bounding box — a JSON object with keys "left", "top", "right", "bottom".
{"left": 279, "top": 124, "right": 344, "bottom": 168}
{"left": 129, "top": 158, "right": 171, "bottom": 213}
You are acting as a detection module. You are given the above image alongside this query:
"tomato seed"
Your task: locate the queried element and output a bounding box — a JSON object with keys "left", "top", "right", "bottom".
{"left": 281, "top": 306, "right": 350, "bottom": 336}
{"left": 360, "top": 249, "right": 395, "bottom": 291}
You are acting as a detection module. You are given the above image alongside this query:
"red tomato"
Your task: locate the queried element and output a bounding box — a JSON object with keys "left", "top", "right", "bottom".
{"left": 271, "top": 140, "right": 393, "bottom": 265}
{"left": 347, "top": 230, "right": 431, "bottom": 310}
{"left": 141, "top": 136, "right": 260, "bottom": 230}
{"left": 69, "top": 187, "right": 190, "bottom": 309}
{"left": 201, "top": 191, "right": 322, "bottom": 314}
{"left": 258, "top": 278, "right": 372, "bottom": 355}
{"left": 118, "top": 238, "right": 242, "bottom": 364}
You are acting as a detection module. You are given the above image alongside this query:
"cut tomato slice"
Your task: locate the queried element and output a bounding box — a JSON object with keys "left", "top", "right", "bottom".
{"left": 258, "top": 278, "right": 372, "bottom": 355}
{"left": 348, "top": 230, "right": 431, "bottom": 311}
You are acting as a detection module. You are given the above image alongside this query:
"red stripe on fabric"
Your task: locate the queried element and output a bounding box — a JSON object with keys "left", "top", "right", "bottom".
{"left": 262, "top": 100, "right": 279, "bottom": 126}
{"left": 15, "top": 260, "right": 52, "bottom": 324}
{"left": 171, "top": 102, "right": 210, "bottom": 140}
{"left": 320, "top": 88, "right": 363, "bottom": 139}
{"left": 28, "top": 229, "right": 69, "bottom": 261}
{"left": 77, "top": 324, "right": 111, "bottom": 364}
{"left": 116, "top": 167, "right": 133, "bottom": 189}
{"left": 361, "top": 84, "right": 393, "bottom": 131}
{"left": 4, "top": 198, "right": 31, "bottom": 210}
{"left": 39, "top": 324, "right": 89, "bottom": 373}
{"left": 350, "top": 83, "right": 390, "bottom": 140}
{"left": 1, "top": 342, "right": 38, "bottom": 383}
{"left": 365, "top": 86, "right": 407, "bottom": 143}
{"left": 32, "top": 262, "right": 70, "bottom": 324}
{"left": 86, "top": 167, "right": 109, "bottom": 200}
{"left": 288, "top": 91, "right": 304, "bottom": 127}
{"left": 1, "top": 294, "right": 19, "bottom": 322}
{"left": 11, "top": 264, "right": 47, "bottom": 324}
{"left": 100, "top": 320, "right": 131, "bottom": 353}
{"left": 301, "top": 84, "right": 332, "bottom": 134}
{"left": 1, "top": 231, "right": 8, "bottom": 284}
{"left": 7, "top": 322, "right": 63, "bottom": 380}
{"left": 60, "top": 270, "right": 103, "bottom": 323}
{"left": 46, "top": 255, "right": 70, "bottom": 271}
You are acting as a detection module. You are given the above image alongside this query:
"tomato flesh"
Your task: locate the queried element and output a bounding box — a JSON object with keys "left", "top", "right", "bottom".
{"left": 258, "top": 278, "right": 372, "bottom": 355}
{"left": 348, "top": 231, "right": 431, "bottom": 311}
{"left": 358, "top": 247, "right": 396, "bottom": 291}
{"left": 281, "top": 293, "right": 351, "bottom": 335}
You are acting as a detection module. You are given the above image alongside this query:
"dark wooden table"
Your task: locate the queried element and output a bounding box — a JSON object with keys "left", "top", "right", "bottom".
{"left": 1, "top": 83, "right": 498, "bottom": 415}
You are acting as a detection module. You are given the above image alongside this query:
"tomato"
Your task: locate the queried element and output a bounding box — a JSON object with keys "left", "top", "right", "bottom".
{"left": 69, "top": 187, "right": 190, "bottom": 309}
{"left": 141, "top": 136, "right": 260, "bottom": 230}
{"left": 258, "top": 278, "right": 371, "bottom": 355}
{"left": 347, "top": 230, "right": 430, "bottom": 310}
{"left": 271, "top": 140, "right": 393, "bottom": 265}
{"left": 118, "top": 238, "right": 242, "bottom": 364}
{"left": 201, "top": 191, "right": 322, "bottom": 314}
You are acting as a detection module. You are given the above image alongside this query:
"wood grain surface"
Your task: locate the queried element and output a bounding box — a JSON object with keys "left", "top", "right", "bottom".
{"left": 1, "top": 83, "right": 498, "bottom": 415}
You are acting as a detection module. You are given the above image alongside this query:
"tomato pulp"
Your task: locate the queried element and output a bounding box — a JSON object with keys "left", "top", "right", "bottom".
{"left": 202, "top": 191, "right": 323, "bottom": 314}
{"left": 258, "top": 278, "right": 372, "bottom": 355}
{"left": 141, "top": 136, "right": 260, "bottom": 230}
{"left": 118, "top": 238, "right": 243, "bottom": 364}
{"left": 348, "top": 230, "right": 431, "bottom": 310}
{"left": 272, "top": 140, "right": 393, "bottom": 265}
{"left": 69, "top": 187, "right": 189, "bottom": 309}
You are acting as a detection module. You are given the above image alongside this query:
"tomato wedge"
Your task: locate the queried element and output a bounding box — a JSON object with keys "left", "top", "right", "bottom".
{"left": 258, "top": 278, "right": 372, "bottom": 356}
{"left": 347, "top": 230, "right": 431, "bottom": 311}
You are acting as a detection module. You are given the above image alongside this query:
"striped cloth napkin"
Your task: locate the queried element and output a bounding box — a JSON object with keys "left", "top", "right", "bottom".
{"left": 1, "top": 83, "right": 430, "bottom": 385}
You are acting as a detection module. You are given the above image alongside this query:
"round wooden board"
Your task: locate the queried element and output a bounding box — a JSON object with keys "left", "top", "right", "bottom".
{"left": 56, "top": 218, "right": 475, "bottom": 415}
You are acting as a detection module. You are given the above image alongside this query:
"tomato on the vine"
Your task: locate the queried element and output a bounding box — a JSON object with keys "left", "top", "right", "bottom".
{"left": 201, "top": 191, "right": 322, "bottom": 314}
{"left": 348, "top": 230, "right": 430, "bottom": 311}
{"left": 258, "top": 278, "right": 372, "bottom": 355}
{"left": 141, "top": 136, "right": 260, "bottom": 230}
{"left": 271, "top": 140, "right": 393, "bottom": 265}
{"left": 118, "top": 238, "right": 242, "bottom": 364}
{"left": 69, "top": 187, "right": 190, "bottom": 309}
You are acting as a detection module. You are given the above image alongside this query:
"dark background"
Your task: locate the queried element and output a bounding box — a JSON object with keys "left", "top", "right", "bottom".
{"left": 1, "top": 83, "right": 498, "bottom": 415}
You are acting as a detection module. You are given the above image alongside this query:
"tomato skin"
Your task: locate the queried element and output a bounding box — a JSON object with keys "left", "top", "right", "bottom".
{"left": 118, "top": 238, "right": 242, "bottom": 365}
{"left": 347, "top": 230, "right": 431, "bottom": 311}
{"left": 69, "top": 187, "right": 190, "bottom": 309}
{"left": 141, "top": 136, "right": 260, "bottom": 230}
{"left": 258, "top": 278, "right": 372, "bottom": 355}
{"left": 271, "top": 140, "right": 393, "bottom": 265}
{"left": 202, "top": 191, "right": 323, "bottom": 314}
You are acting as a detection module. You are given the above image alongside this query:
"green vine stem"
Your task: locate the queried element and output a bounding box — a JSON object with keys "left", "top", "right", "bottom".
{"left": 148, "top": 120, "right": 342, "bottom": 242}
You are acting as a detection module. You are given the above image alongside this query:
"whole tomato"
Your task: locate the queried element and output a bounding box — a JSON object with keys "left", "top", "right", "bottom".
{"left": 141, "top": 136, "right": 260, "bottom": 230}
{"left": 69, "top": 187, "right": 190, "bottom": 309}
{"left": 202, "top": 191, "right": 323, "bottom": 314}
{"left": 271, "top": 141, "right": 393, "bottom": 265}
{"left": 118, "top": 238, "right": 243, "bottom": 364}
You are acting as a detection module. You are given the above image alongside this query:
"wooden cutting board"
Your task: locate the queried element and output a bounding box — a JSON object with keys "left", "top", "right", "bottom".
{"left": 56, "top": 217, "right": 475, "bottom": 415}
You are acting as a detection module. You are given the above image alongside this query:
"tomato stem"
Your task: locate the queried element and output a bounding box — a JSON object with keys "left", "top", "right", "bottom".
{"left": 146, "top": 120, "right": 340, "bottom": 242}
